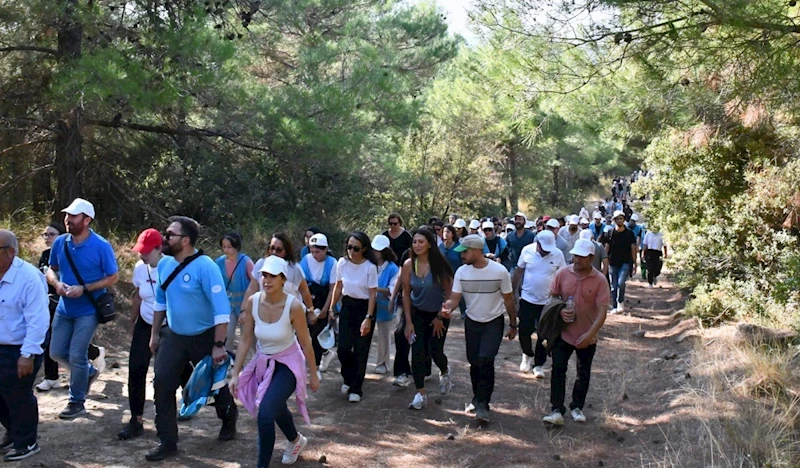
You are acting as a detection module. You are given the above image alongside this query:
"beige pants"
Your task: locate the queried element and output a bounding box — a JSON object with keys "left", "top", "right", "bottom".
{"left": 375, "top": 318, "right": 395, "bottom": 368}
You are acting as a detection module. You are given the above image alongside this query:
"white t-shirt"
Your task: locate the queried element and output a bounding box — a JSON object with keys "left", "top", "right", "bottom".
{"left": 304, "top": 254, "right": 338, "bottom": 285}
{"left": 336, "top": 258, "right": 378, "bottom": 300}
{"left": 517, "top": 244, "right": 566, "bottom": 305}
{"left": 253, "top": 258, "right": 306, "bottom": 299}
{"left": 643, "top": 232, "right": 665, "bottom": 251}
{"left": 132, "top": 260, "right": 158, "bottom": 325}
{"left": 452, "top": 261, "right": 512, "bottom": 323}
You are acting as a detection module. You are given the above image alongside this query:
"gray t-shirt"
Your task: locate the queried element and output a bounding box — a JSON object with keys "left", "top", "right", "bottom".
{"left": 410, "top": 267, "right": 445, "bottom": 313}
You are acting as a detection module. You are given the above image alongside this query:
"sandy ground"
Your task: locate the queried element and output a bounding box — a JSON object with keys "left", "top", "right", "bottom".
{"left": 19, "top": 274, "right": 696, "bottom": 468}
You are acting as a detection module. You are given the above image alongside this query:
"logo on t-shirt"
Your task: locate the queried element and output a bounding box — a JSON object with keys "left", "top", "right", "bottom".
{"left": 183, "top": 273, "right": 191, "bottom": 283}
{"left": 211, "top": 285, "right": 223, "bottom": 294}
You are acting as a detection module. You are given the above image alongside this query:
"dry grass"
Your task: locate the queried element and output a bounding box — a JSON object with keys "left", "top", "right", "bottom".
{"left": 650, "top": 329, "right": 800, "bottom": 467}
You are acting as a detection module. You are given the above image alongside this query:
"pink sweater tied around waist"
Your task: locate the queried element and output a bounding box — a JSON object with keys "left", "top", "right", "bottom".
{"left": 236, "top": 339, "right": 310, "bottom": 424}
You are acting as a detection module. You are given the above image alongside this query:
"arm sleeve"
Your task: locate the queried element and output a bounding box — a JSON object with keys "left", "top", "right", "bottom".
{"left": 202, "top": 262, "right": 231, "bottom": 325}
{"left": 596, "top": 277, "right": 611, "bottom": 306}
{"left": 21, "top": 273, "right": 50, "bottom": 356}
{"left": 367, "top": 264, "right": 378, "bottom": 289}
{"left": 48, "top": 237, "right": 61, "bottom": 270}
{"left": 100, "top": 241, "right": 119, "bottom": 276}
{"left": 499, "top": 267, "right": 513, "bottom": 295}
{"left": 154, "top": 262, "right": 167, "bottom": 312}
{"left": 549, "top": 270, "right": 563, "bottom": 298}
{"left": 451, "top": 268, "right": 463, "bottom": 294}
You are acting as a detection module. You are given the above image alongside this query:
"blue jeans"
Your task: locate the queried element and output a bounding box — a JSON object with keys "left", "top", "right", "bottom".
{"left": 609, "top": 263, "right": 631, "bottom": 308}
{"left": 257, "top": 363, "right": 298, "bottom": 468}
{"left": 50, "top": 313, "right": 98, "bottom": 404}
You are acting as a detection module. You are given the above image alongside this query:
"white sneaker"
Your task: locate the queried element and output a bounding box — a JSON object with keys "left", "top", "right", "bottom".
{"left": 281, "top": 433, "right": 307, "bottom": 465}
{"left": 519, "top": 354, "right": 532, "bottom": 373}
{"left": 617, "top": 303, "right": 625, "bottom": 313}
{"left": 348, "top": 393, "right": 361, "bottom": 403}
{"left": 374, "top": 364, "right": 387, "bottom": 374}
{"left": 465, "top": 403, "right": 476, "bottom": 414}
{"left": 408, "top": 392, "right": 427, "bottom": 410}
{"left": 340, "top": 384, "right": 350, "bottom": 394}
{"left": 571, "top": 408, "right": 587, "bottom": 423}
{"left": 532, "top": 366, "right": 545, "bottom": 379}
{"left": 93, "top": 346, "right": 106, "bottom": 375}
{"left": 543, "top": 410, "right": 564, "bottom": 426}
{"left": 36, "top": 379, "right": 61, "bottom": 392}
{"left": 319, "top": 350, "right": 336, "bottom": 372}
{"left": 609, "top": 308, "right": 618, "bottom": 315}
{"left": 439, "top": 370, "right": 452, "bottom": 395}
{"left": 648, "top": 283, "right": 654, "bottom": 289}
{"left": 393, "top": 374, "right": 411, "bottom": 387}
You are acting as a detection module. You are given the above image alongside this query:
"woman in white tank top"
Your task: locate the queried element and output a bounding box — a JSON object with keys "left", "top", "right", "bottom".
{"left": 229, "top": 256, "right": 319, "bottom": 467}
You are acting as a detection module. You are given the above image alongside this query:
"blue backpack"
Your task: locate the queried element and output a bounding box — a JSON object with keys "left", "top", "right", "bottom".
{"left": 179, "top": 354, "right": 231, "bottom": 418}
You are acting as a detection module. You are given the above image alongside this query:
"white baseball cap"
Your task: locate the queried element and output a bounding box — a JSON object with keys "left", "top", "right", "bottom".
{"left": 469, "top": 220, "right": 481, "bottom": 230}
{"left": 481, "top": 221, "right": 495, "bottom": 230}
{"left": 570, "top": 238, "right": 595, "bottom": 257}
{"left": 631, "top": 214, "right": 640, "bottom": 221}
{"left": 371, "top": 234, "right": 390, "bottom": 251}
{"left": 593, "top": 212, "right": 603, "bottom": 220}
{"left": 309, "top": 233, "right": 328, "bottom": 248}
{"left": 454, "top": 219, "right": 467, "bottom": 229}
{"left": 524, "top": 220, "right": 534, "bottom": 229}
{"left": 62, "top": 198, "right": 95, "bottom": 219}
{"left": 568, "top": 216, "right": 579, "bottom": 226}
{"left": 579, "top": 217, "right": 589, "bottom": 225}
{"left": 258, "top": 255, "right": 287, "bottom": 276}
{"left": 536, "top": 230, "right": 556, "bottom": 252}
{"left": 514, "top": 211, "right": 527, "bottom": 221}
{"left": 579, "top": 229, "right": 593, "bottom": 240}
{"left": 545, "top": 219, "right": 561, "bottom": 229}
{"left": 317, "top": 323, "right": 335, "bottom": 349}
{"left": 613, "top": 210, "right": 625, "bottom": 219}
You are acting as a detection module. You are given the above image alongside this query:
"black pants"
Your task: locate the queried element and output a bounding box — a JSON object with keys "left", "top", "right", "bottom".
{"left": 393, "top": 314, "right": 411, "bottom": 377}
{"left": 464, "top": 315, "right": 504, "bottom": 407}
{"left": 338, "top": 296, "right": 374, "bottom": 396}
{"left": 518, "top": 300, "right": 548, "bottom": 367}
{"left": 0, "top": 345, "right": 42, "bottom": 449}
{"left": 645, "top": 250, "right": 663, "bottom": 285}
{"left": 411, "top": 308, "right": 449, "bottom": 390}
{"left": 308, "top": 319, "right": 327, "bottom": 366}
{"left": 128, "top": 318, "right": 192, "bottom": 420}
{"left": 550, "top": 338, "right": 597, "bottom": 414}
{"left": 153, "top": 326, "right": 235, "bottom": 446}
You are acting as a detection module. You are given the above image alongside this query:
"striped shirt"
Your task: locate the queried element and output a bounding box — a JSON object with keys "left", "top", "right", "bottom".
{"left": 452, "top": 261, "right": 512, "bottom": 323}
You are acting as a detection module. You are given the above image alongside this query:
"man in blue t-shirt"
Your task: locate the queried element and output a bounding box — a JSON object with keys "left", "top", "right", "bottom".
{"left": 146, "top": 216, "right": 236, "bottom": 462}
{"left": 506, "top": 212, "right": 536, "bottom": 273}
{"left": 45, "top": 198, "right": 119, "bottom": 420}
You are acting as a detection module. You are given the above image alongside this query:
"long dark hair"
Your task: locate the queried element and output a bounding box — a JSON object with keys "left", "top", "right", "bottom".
{"left": 409, "top": 227, "right": 453, "bottom": 286}
{"left": 270, "top": 232, "right": 297, "bottom": 265}
{"left": 345, "top": 231, "right": 379, "bottom": 266}
{"left": 443, "top": 224, "right": 459, "bottom": 242}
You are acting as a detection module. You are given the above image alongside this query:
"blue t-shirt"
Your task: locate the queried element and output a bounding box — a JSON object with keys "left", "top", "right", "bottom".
{"left": 154, "top": 253, "right": 230, "bottom": 336}
{"left": 506, "top": 230, "right": 536, "bottom": 266}
{"left": 439, "top": 241, "right": 463, "bottom": 274}
{"left": 49, "top": 231, "right": 119, "bottom": 318}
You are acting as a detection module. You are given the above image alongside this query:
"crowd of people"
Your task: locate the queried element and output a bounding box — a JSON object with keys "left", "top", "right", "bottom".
{"left": 0, "top": 188, "right": 668, "bottom": 466}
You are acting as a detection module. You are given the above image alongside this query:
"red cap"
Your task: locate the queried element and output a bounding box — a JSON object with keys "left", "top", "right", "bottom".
{"left": 542, "top": 216, "right": 551, "bottom": 222}
{"left": 132, "top": 228, "right": 163, "bottom": 254}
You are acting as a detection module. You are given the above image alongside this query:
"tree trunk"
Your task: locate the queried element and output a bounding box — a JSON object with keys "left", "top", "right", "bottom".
{"left": 31, "top": 150, "right": 53, "bottom": 213}
{"left": 506, "top": 143, "right": 519, "bottom": 213}
{"left": 551, "top": 157, "right": 560, "bottom": 207}
{"left": 54, "top": 0, "right": 83, "bottom": 218}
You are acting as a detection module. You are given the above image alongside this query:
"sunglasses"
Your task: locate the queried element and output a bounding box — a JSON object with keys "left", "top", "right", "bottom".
{"left": 346, "top": 245, "right": 362, "bottom": 253}
{"left": 268, "top": 245, "right": 284, "bottom": 254}
{"left": 388, "top": 221, "right": 399, "bottom": 226}
{"left": 164, "top": 232, "right": 186, "bottom": 240}
{"left": 41, "top": 232, "right": 58, "bottom": 239}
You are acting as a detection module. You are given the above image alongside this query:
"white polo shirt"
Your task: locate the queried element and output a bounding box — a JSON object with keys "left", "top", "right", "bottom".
{"left": 643, "top": 232, "right": 665, "bottom": 251}
{"left": 517, "top": 243, "right": 566, "bottom": 305}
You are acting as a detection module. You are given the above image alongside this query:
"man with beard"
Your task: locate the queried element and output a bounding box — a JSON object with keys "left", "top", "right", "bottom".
{"left": 589, "top": 213, "right": 606, "bottom": 241}
{"left": 605, "top": 211, "right": 638, "bottom": 314}
{"left": 45, "top": 199, "right": 119, "bottom": 420}
{"left": 146, "top": 216, "right": 237, "bottom": 461}
{"left": 506, "top": 212, "right": 536, "bottom": 274}
{"left": 440, "top": 235, "right": 516, "bottom": 424}
{"left": 559, "top": 216, "right": 582, "bottom": 264}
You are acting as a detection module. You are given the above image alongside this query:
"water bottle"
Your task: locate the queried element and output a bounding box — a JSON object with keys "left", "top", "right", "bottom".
{"left": 566, "top": 296, "right": 575, "bottom": 323}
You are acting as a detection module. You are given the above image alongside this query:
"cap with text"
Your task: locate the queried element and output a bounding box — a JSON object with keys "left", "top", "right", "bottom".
{"left": 309, "top": 233, "right": 328, "bottom": 248}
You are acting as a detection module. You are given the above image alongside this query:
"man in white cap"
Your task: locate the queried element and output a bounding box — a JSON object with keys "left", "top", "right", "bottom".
{"left": 513, "top": 230, "right": 565, "bottom": 377}
{"left": 506, "top": 212, "right": 536, "bottom": 274}
{"left": 589, "top": 213, "right": 606, "bottom": 241}
{"left": 579, "top": 230, "right": 608, "bottom": 277}
{"left": 544, "top": 218, "right": 570, "bottom": 262}
{"left": 441, "top": 235, "right": 516, "bottom": 424}
{"left": 558, "top": 216, "right": 581, "bottom": 264}
{"left": 604, "top": 210, "right": 638, "bottom": 314}
{"left": 627, "top": 213, "right": 644, "bottom": 248}
{"left": 45, "top": 198, "right": 119, "bottom": 420}
{"left": 543, "top": 238, "right": 609, "bottom": 426}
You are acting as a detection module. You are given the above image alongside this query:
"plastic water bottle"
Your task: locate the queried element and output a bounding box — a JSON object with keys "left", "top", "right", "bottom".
{"left": 566, "top": 296, "right": 575, "bottom": 323}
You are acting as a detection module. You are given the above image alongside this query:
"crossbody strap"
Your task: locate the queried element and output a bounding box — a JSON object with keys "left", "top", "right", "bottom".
{"left": 225, "top": 254, "right": 245, "bottom": 291}
{"left": 160, "top": 250, "right": 204, "bottom": 291}
{"left": 62, "top": 240, "right": 101, "bottom": 309}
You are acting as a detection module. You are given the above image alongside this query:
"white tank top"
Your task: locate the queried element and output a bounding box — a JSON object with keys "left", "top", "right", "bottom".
{"left": 252, "top": 292, "right": 297, "bottom": 355}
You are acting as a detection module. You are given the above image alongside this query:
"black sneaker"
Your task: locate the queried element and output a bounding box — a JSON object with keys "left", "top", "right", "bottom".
{"left": 58, "top": 402, "right": 86, "bottom": 420}
{"left": 1, "top": 434, "right": 12, "bottom": 453}
{"left": 4, "top": 442, "right": 40, "bottom": 462}
{"left": 218, "top": 404, "right": 238, "bottom": 441}
{"left": 87, "top": 369, "right": 99, "bottom": 394}
{"left": 118, "top": 420, "right": 144, "bottom": 440}
{"left": 475, "top": 403, "right": 490, "bottom": 424}
{"left": 145, "top": 443, "right": 178, "bottom": 462}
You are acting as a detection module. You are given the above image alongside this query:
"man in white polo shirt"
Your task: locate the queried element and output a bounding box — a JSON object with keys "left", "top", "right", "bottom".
{"left": 513, "top": 230, "right": 565, "bottom": 378}
{"left": 440, "top": 235, "right": 516, "bottom": 424}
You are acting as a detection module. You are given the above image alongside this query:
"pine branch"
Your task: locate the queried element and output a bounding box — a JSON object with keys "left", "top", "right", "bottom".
{"left": 0, "top": 46, "right": 59, "bottom": 55}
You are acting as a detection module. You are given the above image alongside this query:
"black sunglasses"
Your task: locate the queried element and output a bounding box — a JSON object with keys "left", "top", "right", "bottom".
{"left": 269, "top": 245, "right": 284, "bottom": 254}
{"left": 164, "top": 232, "right": 186, "bottom": 241}
{"left": 346, "top": 245, "right": 362, "bottom": 253}
{"left": 388, "top": 221, "right": 399, "bottom": 226}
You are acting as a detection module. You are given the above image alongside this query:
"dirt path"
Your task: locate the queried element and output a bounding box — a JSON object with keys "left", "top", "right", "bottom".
{"left": 27, "top": 274, "right": 695, "bottom": 468}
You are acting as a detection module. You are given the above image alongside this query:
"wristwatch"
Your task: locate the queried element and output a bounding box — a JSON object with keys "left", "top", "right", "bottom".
{"left": 366, "top": 315, "right": 375, "bottom": 321}
{"left": 21, "top": 353, "right": 32, "bottom": 359}
{"left": 509, "top": 323, "right": 518, "bottom": 329}
{"left": 82, "top": 285, "right": 89, "bottom": 294}
{"left": 214, "top": 340, "right": 226, "bottom": 348}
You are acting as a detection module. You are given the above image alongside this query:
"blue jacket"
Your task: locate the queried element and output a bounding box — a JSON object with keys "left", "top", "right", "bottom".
{"left": 215, "top": 253, "right": 252, "bottom": 315}
{"left": 375, "top": 262, "right": 400, "bottom": 322}
{"left": 179, "top": 354, "right": 231, "bottom": 418}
